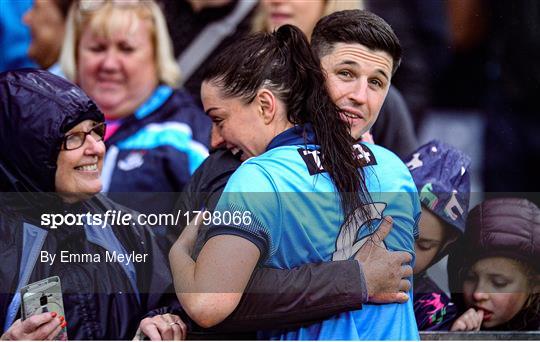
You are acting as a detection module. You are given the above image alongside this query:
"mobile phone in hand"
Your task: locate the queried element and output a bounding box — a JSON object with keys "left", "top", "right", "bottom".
{"left": 20, "top": 276, "right": 68, "bottom": 340}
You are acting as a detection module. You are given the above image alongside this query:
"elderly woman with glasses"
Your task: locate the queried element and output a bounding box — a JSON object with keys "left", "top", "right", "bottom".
{"left": 0, "top": 70, "right": 186, "bottom": 340}
{"left": 59, "top": 0, "right": 210, "bottom": 225}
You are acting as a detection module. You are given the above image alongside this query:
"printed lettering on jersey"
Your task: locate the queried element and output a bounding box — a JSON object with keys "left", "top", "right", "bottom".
{"left": 298, "top": 148, "right": 325, "bottom": 175}
{"left": 352, "top": 143, "right": 377, "bottom": 167}
{"left": 298, "top": 144, "right": 377, "bottom": 176}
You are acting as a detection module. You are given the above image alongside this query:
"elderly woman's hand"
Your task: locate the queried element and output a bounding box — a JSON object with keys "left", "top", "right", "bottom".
{"left": 134, "top": 314, "right": 187, "bottom": 341}
{"left": 0, "top": 312, "right": 64, "bottom": 340}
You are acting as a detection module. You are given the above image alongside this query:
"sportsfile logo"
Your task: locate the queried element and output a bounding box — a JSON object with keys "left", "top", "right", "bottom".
{"left": 41, "top": 210, "right": 133, "bottom": 229}
{"left": 40, "top": 210, "right": 253, "bottom": 229}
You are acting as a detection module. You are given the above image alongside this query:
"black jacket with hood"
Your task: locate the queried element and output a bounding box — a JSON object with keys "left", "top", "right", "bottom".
{"left": 448, "top": 197, "right": 540, "bottom": 330}
{"left": 0, "top": 70, "right": 177, "bottom": 340}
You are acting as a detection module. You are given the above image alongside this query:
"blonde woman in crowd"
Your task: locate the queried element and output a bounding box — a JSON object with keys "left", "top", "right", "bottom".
{"left": 60, "top": 1, "right": 210, "bottom": 236}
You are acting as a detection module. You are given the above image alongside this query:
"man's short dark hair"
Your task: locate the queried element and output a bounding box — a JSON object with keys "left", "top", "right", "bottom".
{"left": 311, "top": 10, "right": 402, "bottom": 75}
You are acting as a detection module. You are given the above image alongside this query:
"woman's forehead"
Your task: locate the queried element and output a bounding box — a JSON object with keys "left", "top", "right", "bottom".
{"left": 84, "top": 7, "right": 152, "bottom": 41}
{"left": 67, "top": 119, "right": 97, "bottom": 133}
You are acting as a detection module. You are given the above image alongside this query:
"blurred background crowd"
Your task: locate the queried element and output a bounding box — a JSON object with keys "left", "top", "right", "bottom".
{"left": 2, "top": 0, "right": 539, "bottom": 197}
{"left": 4, "top": 0, "right": 538, "bottom": 293}
{"left": 0, "top": 0, "right": 539, "bottom": 337}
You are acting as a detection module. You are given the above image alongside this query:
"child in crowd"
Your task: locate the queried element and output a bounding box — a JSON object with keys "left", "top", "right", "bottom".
{"left": 404, "top": 140, "right": 472, "bottom": 330}
{"left": 448, "top": 198, "right": 540, "bottom": 331}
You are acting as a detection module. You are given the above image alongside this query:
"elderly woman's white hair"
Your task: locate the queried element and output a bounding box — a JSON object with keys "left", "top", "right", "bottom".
{"left": 59, "top": 0, "right": 180, "bottom": 87}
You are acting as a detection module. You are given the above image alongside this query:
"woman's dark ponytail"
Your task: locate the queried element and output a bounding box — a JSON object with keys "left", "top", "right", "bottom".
{"left": 203, "top": 25, "right": 373, "bottom": 227}
{"left": 274, "top": 25, "right": 372, "bottom": 226}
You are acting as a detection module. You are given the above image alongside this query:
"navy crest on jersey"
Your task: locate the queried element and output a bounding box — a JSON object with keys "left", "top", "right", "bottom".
{"left": 298, "top": 144, "right": 377, "bottom": 175}
{"left": 352, "top": 143, "right": 378, "bottom": 167}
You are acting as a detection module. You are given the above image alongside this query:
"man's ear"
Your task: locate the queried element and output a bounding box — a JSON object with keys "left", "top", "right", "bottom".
{"left": 256, "top": 89, "right": 276, "bottom": 125}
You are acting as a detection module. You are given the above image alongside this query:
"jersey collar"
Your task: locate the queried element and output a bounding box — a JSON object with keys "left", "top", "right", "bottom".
{"left": 266, "top": 124, "right": 316, "bottom": 151}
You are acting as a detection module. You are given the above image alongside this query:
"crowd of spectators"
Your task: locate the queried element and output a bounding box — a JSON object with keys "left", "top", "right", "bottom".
{"left": 0, "top": 0, "right": 538, "bottom": 340}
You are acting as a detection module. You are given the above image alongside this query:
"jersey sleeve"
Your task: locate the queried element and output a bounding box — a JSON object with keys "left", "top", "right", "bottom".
{"left": 205, "top": 161, "right": 282, "bottom": 263}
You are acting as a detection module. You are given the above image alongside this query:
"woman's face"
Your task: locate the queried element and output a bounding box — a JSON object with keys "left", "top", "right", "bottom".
{"left": 462, "top": 257, "right": 531, "bottom": 328}
{"left": 201, "top": 82, "right": 272, "bottom": 161}
{"left": 55, "top": 120, "right": 105, "bottom": 202}
{"left": 262, "top": 0, "right": 325, "bottom": 38}
{"left": 77, "top": 16, "right": 158, "bottom": 118}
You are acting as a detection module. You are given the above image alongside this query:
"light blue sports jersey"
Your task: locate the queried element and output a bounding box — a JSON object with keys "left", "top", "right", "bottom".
{"left": 208, "top": 126, "right": 421, "bottom": 340}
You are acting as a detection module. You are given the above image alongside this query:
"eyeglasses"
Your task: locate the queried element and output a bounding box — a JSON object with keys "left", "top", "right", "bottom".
{"left": 62, "top": 122, "right": 107, "bottom": 151}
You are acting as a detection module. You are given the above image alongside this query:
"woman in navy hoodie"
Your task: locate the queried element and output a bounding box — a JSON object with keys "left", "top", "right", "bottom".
{"left": 0, "top": 70, "right": 183, "bottom": 340}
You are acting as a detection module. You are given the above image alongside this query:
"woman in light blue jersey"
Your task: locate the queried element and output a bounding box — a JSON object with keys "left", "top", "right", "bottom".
{"left": 170, "top": 21, "right": 419, "bottom": 340}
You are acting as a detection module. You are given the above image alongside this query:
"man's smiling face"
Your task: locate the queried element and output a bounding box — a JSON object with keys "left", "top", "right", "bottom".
{"left": 320, "top": 42, "right": 393, "bottom": 140}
